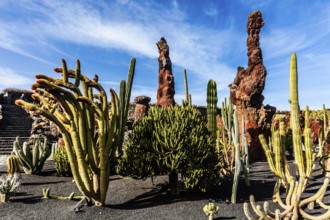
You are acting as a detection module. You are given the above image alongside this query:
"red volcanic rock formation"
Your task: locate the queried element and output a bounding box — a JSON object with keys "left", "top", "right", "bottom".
{"left": 229, "top": 11, "right": 276, "bottom": 162}
{"left": 156, "top": 37, "right": 175, "bottom": 108}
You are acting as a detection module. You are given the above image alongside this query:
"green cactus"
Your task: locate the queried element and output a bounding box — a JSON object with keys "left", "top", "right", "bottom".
{"left": 117, "top": 58, "right": 135, "bottom": 156}
{"left": 207, "top": 80, "right": 218, "bottom": 134}
{"left": 221, "top": 98, "right": 234, "bottom": 147}
{"left": 231, "top": 111, "right": 250, "bottom": 203}
{"left": 117, "top": 105, "right": 220, "bottom": 194}
{"left": 54, "top": 146, "right": 71, "bottom": 176}
{"left": 12, "top": 136, "right": 50, "bottom": 174}
{"left": 15, "top": 58, "right": 135, "bottom": 206}
{"left": 50, "top": 142, "right": 58, "bottom": 160}
{"left": 203, "top": 201, "right": 219, "bottom": 220}
{"left": 6, "top": 155, "right": 20, "bottom": 175}
{"left": 182, "top": 69, "right": 191, "bottom": 107}
{"left": 244, "top": 53, "right": 330, "bottom": 220}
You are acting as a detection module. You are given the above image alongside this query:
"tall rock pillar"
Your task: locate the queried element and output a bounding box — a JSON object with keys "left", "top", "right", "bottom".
{"left": 229, "top": 11, "right": 276, "bottom": 162}
{"left": 156, "top": 37, "right": 175, "bottom": 108}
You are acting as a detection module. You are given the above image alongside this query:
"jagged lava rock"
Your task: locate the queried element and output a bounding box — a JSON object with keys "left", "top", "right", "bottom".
{"left": 229, "top": 11, "right": 276, "bottom": 162}
{"left": 156, "top": 37, "right": 175, "bottom": 108}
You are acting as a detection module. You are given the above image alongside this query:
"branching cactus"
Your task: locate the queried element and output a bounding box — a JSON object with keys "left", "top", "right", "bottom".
{"left": 244, "top": 53, "right": 330, "bottom": 220}
{"left": 13, "top": 136, "right": 50, "bottom": 174}
{"left": 206, "top": 79, "right": 218, "bottom": 134}
{"left": 15, "top": 58, "right": 135, "bottom": 206}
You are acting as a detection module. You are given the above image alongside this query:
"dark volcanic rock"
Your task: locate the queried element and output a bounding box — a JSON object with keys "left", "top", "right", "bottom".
{"left": 229, "top": 11, "right": 276, "bottom": 162}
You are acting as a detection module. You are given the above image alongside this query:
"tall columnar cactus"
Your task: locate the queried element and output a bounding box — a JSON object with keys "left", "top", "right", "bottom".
{"left": 117, "top": 59, "right": 135, "bottom": 156}
{"left": 207, "top": 80, "right": 218, "bottom": 134}
{"left": 244, "top": 53, "right": 330, "bottom": 220}
{"left": 13, "top": 136, "right": 50, "bottom": 174}
{"left": 182, "top": 69, "right": 191, "bottom": 107}
{"left": 7, "top": 155, "right": 20, "bottom": 175}
{"left": 231, "top": 111, "right": 250, "bottom": 203}
{"left": 15, "top": 58, "right": 135, "bottom": 206}
{"left": 221, "top": 98, "right": 234, "bottom": 146}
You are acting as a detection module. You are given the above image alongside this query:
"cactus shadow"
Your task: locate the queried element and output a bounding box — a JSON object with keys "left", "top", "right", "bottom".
{"left": 9, "top": 195, "right": 42, "bottom": 204}
{"left": 22, "top": 180, "right": 66, "bottom": 186}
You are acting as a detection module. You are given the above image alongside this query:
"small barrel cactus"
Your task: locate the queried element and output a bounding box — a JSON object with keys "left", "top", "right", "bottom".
{"left": 12, "top": 136, "right": 51, "bottom": 174}
{"left": 7, "top": 155, "right": 20, "bottom": 175}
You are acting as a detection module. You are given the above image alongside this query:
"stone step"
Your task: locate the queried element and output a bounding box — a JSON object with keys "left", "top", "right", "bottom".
{"left": 0, "top": 137, "right": 30, "bottom": 155}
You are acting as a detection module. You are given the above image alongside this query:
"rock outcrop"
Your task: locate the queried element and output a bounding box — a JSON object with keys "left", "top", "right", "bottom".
{"left": 134, "top": 96, "right": 151, "bottom": 122}
{"left": 156, "top": 37, "right": 175, "bottom": 108}
{"left": 229, "top": 11, "right": 276, "bottom": 162}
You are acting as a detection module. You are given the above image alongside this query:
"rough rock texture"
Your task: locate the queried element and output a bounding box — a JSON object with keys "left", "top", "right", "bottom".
{"left": 156, "top": 37, "right": 175, "bottom": 108}
{"left": 133, "top": 96, "right": 151, "bottom": 122}
{"left": 29, "top": 112, "right": 60, "bottom": 143}
{"left": 229, "top": 11, "right": 276, "bottom": 162}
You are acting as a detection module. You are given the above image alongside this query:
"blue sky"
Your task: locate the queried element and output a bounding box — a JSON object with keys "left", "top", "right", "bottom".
{"left": 1, "top": 0, "right": 330, "bottom": 110}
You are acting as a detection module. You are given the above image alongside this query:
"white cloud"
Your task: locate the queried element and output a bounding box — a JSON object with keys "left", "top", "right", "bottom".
{"left": 0, "top": 67, "right": 34, "bottom": 89}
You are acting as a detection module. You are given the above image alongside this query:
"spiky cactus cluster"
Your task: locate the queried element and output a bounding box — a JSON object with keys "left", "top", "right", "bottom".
{"left": 244, "top": 53, "right": 330, "bottom": 220}
{"left": 117, "top": 105, "right": 219, "bottom": 194}
{"left": 12, "top": 136, "right": 50, "bottom": 174}
{"left": 15, "top": 58, "right": 135, "bottom": 206}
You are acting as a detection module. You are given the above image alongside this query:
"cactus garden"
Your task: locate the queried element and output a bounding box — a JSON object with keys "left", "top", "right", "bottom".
{"left": 1, "top": 1, "right": 330, "bottom": 219}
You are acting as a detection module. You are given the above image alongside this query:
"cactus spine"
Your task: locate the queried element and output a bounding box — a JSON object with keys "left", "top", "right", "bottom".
{"left": 15, "top": 58, "right": 135, "bottom": 206}
{"left": 13, "top": 136, "right": 50, "bottom": 174}
{"left": 207, "top": 80, "right": 218, "bottom": 134}
{"left": 7, "top": 155, "right": 20, "bottom": 175}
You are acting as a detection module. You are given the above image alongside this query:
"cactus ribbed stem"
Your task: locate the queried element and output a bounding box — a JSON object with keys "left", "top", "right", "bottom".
{"left": 15, "top": 58, "right": 135, "bottom": 206}
{"left": 207, "top": 80, "right": 218, "bottom": 134}
{"left": 289, "top": 53, "right": 305, "bottom": 178}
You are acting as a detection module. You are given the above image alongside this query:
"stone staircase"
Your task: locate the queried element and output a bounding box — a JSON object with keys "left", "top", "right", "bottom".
{"left": 0, "top": 104, "right": 32, "bottom": 154}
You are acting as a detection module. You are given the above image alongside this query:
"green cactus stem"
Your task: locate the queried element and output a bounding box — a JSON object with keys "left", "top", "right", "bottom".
{"left": 203, "top": 201, "right": 219, "bottom": 220}
{"left": 182, "top": 69, "right": 192, "bottom": 107}
{"left": 244, "top": 52, "right": 329, "bottom": 219}
{"left": 42, "top": 188, "right": 83, "bottom": 201}
{"left": 7, "top": 155, "right": 20, "bottom": 175}
{"left": 207, "top": 80, "right": 218, "bottom": 134}
{"left": 15, "top": 58, "right": 135, "bottom": 206}
{"left": 12, "top": 136, "right": 50, "bottom": 174}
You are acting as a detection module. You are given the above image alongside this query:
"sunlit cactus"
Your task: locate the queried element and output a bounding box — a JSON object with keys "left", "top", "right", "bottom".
{"left": 15, "top": 58, "right": 135, "bottom": 206}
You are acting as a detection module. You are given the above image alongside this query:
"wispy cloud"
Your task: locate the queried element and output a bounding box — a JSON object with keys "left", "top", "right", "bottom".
{"left": 205, "top": 8, "right": 218, "bottom": 17}
{"left": 0, "top": 67, "right": 34, "bottom": 90}
{"left": 0, "top": 0, "right": 330, "bottom": 109}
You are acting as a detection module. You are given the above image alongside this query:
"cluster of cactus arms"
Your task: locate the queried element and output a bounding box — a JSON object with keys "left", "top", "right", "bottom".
{"left": 182, "top": 69, "right": 192, "bottom": 107}
{"left": 117, "top": 105, "right": 219, "bottom": 194}
{"left": 203, "top": 201, "right": 219, "bottom": 220}
{"left": 218, "top": 97, "right": 235, "bottom": 173}
{"left": 15, "top": 58, "right": 135, "bottom": 206}
{"left": 12, "top": 136, "right": 50, "bottom": 174}
{"left": 6, "top": 155, "right": 20, "bottom": 175}
{"left": 206, "top": 80, "right": 249, "bottom": 204}
{"left": 244, "top": 53, "right": 330, "bottom": 220}
{"left": 206, "top": 79, "right": 218, "bottom": 134}
{"left": 231, "top": 110, "right": 250, "bottom": 203}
